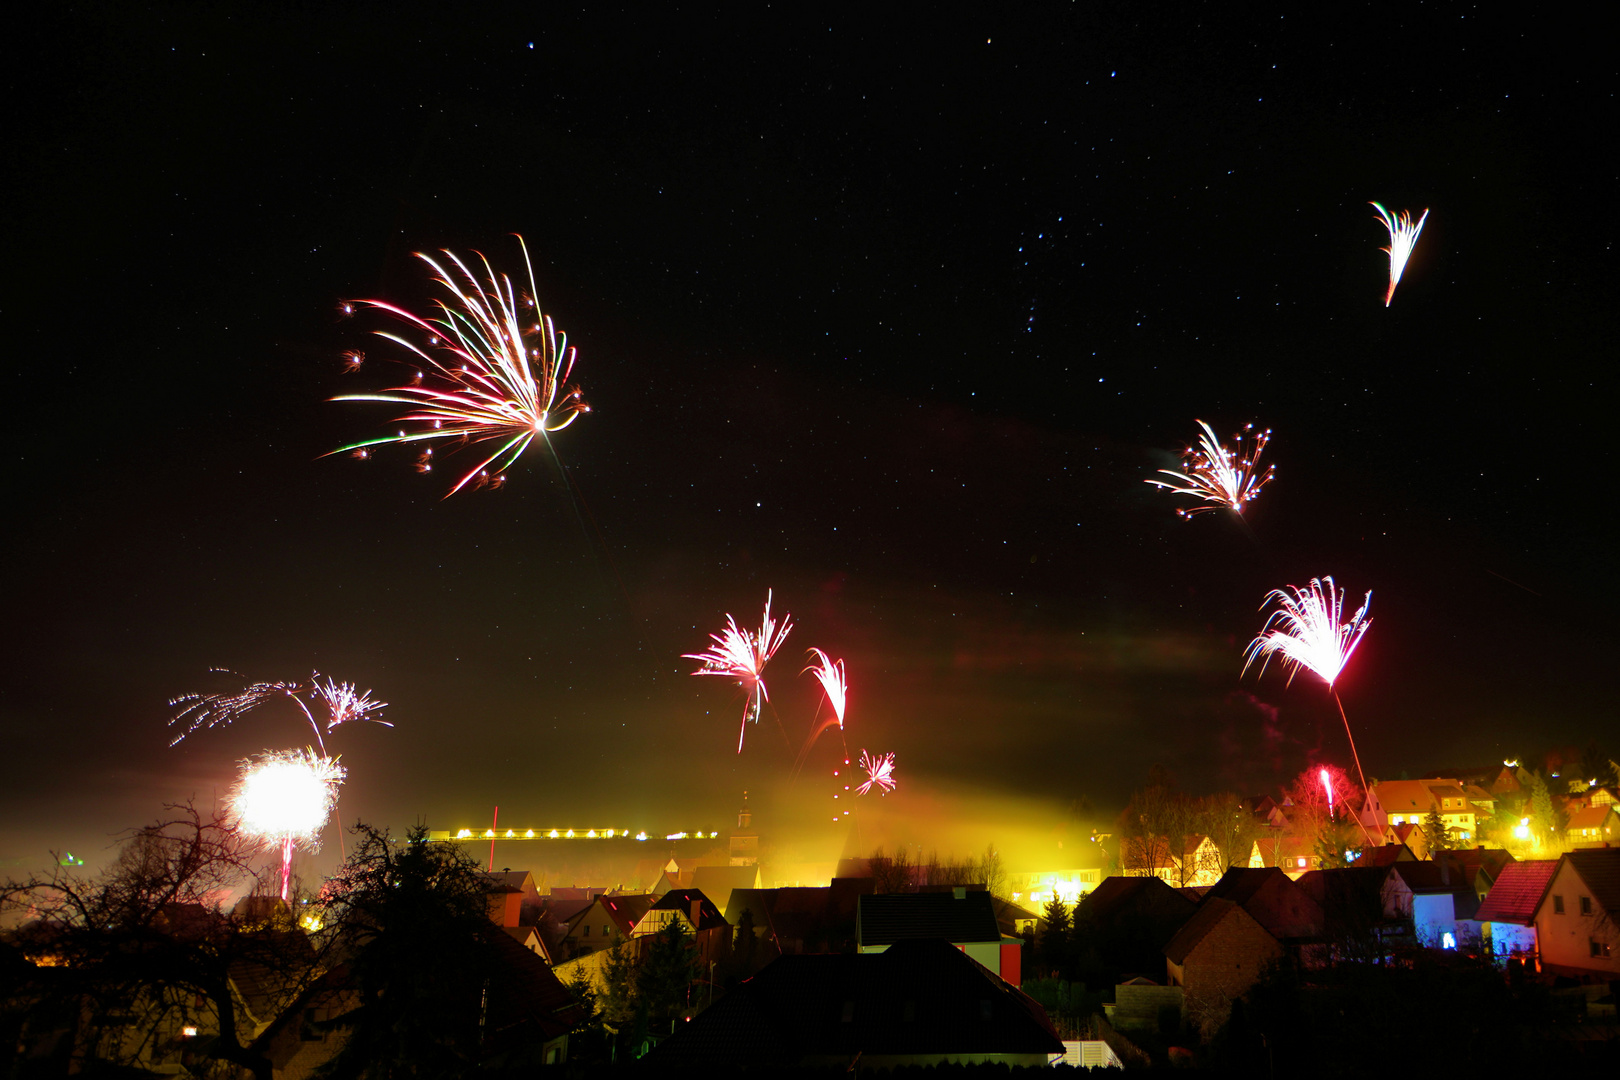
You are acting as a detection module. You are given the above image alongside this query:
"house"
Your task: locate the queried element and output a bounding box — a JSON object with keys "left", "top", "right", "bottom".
{"left": 635, "top": 888, "right": 732, "bottom": 970}
{"left": 1201, "top": 867, "right": 1324, "bottom": 942}
{"left": 1365, "top": 779, "right": 1479, "bottom": 844}
{"left": 1248, "top": 834, "right": 1320, "bottom": 878}
{"left": 1076, "top": 876, "right": 1198, "bottom": 985}
{"left": 1124, "top": 834, "right": 1224, "bottom": 887}
{"left": 1565, "top": 805, "right": 1620, "bottom": 846}
{"left": 1388, "top": 862, "right": 1483, "bottom": 950}
{"left": 724, "top": 879, "right": 872, "bottom": 956}
{"left": 1532, "top": 848, "right": 1620, "bottom": 977}
{"left": 1295, "top": 867, "right": 1405, "bottom": 952}
{"left": 857, "top": 888, "right": 1019, "bottom": 983}
{"left": 1163, "top": 898, "right": 1282, "bottom": 1036}
{"left": 646, "top": 938, "right": 1063, "bottom": 1069}
{"left": 556, "top": 893, "right": 654, "bottom": 960}
{"left": 1349, "top": 842, "right": 1417, "bottom": 870}
{"left": 483, "top": 879, "right": 524, "bottom": 929}
{"left": 1475, "top": 859, "right": 1558, "bottom": 968}
{"left": 991, "top": 896, "right": 1044, "bottom": 940}
{"left": 1006, "top": 867, "right": 1104, "bottom": 907}
{"left": 1433, "top": 847, "right": 1516, "bottom": 904}
{"left": 483, "top": 870, "right": 542, "bottom": 920}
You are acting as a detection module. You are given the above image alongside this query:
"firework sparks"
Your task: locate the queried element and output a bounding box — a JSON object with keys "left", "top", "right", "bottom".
{"left": 1320, "top": 767, "right": 1335, "bottom": 819}
{"left": 169, "top": 670, "right": 389, "bottom": 752}
{"left": 230, "top": 748, "right": 345, "bottom": 900}
{"left": 803, "top": 648, "right": 847, "bottom": 729}
{"left": 1244, "top": 577, "right": 1375, "bottom": 844}
{"left": 685, "top": 591, "right": 793, "bottom": 753}
{"left": 330, "top": 236, "right": 589, "bottom": 497}
{"left": 1371, "top": 202, "right": 1428, "bottom": 307}
{"left": 856, "top": 750, "right": 897, "bottom": 796}
{"left": 1145, "top": 420, "right": 1275, "bottom": 518}
{"left": 1242, "top": 577, "right": 1371, "bottom": 689}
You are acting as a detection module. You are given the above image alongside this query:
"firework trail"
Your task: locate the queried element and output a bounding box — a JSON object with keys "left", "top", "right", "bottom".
{"left": 1145, "top": 421, "right": 1275, "bottom": 518}
{"left": 855, "top": 750, "right": 897, "bottom": 796}
{"left": 1320, "top": 767, "right": 1335, "bottom": 820}
{"left": 804, "top": 649, "right": 847, "bottom": 729}
{"left": 330, "top": 236, "right": 589, "bottom": 496}
{"left": 1243, "top": 577, "right": 1375, "bottom": 843}
{"left": 685, "top": 591, "right": 793, "bottom": 752}
{"left": 230, "top": 748, "right": 345, "bottom": 900}
{"left": 169, "top": 671, "right": 389, "bottom": 754}
{"left": 1371, "top": 202, "right": 1428, "bottom": 307}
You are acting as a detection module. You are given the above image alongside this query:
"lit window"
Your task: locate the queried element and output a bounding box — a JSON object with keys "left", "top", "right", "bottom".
{"left": 182, "top": 1026, "right": 198, "bottom": 1038}
{"left": 604, "top": 925, "right": 611, "bottom": 937}
{"left": 1297, "top": 857, "right": 1307, "bottom": 868}
{"left": 1591, "top": 939, "right": 1611, "bottom": 958}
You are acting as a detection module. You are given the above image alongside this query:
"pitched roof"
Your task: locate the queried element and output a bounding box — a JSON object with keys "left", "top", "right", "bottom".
{"left": 647, "top": 938, "right": 1062, "bottom": 1067}
{"left": 1164, "top": 898, "right": 1274, "bottom": 966}
{"left": 649, "top": 888, "right": 729, "bottom": 932}
{"left": 1567, "top": 805, "right": 1618, "bottom": 831}
{"left": 1475, "top": 860, "right": 1559, "bottom": 925}
{"left": 1081, "top": 875, "right": 1198, "bottom": 926}
{"left": 1204, "top": 867, "right": 1288, "bottom": 907}
{"left": 1372, "top": 780, "right": 1438, "bottom": 815}
{"left": 690, "top": 865, "right": 761, "bottom": 910}
{"left": 858, "top": 890, "right": 1000, "bottom": 946}
{"left": 1563, "top": 848, "right": 1620, "bottom": 916}
{"left": 1351, "top": 843, "right": 1416, "bottom": 867}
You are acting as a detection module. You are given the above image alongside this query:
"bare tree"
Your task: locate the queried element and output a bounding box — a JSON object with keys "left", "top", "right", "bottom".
{"left": 1196, "top": 792, "right": 1261, "bottom": 874}
{"left": 1, "top": 804, "right": 326, "bottom": 1080}
{"left": 867, "top": 846, "right": 915, "bottom": 893}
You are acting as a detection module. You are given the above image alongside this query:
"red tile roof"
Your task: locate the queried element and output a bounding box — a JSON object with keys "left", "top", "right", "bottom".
{"left": 1474, "top": 860, "right": 1559, "bottom": 925}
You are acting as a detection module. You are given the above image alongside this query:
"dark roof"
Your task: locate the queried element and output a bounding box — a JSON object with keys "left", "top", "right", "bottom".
{"left": 1351, "top": 843, "right": 1416, "bottom": 868}
{"left": 1475, "top": 860, "right": 1559, "bottom": 925}
{"left": 1435, "top": 847, "right": 1515, "bottom": 886}
{"left": 649, "top": 888, "right": 729, "bottom": 932}
{"left": 1563, "top": 848, "right": 1620, "bottom": 916}
{"left": 1203, "top": 867, "right": 1287, "bottom": 907}
{"left": 1081, "top": 876, "right": 1198, "bottom": 926}
{"left": 479, "top": 926, "right": 581, "bottom": 1050}
{"left": 857, "top": 890, "right": 1000, "bottom": 946}
{"left": 1164, "top": 898, "right": 1274, "bottom": 966}
{"left": 1388, "top": 863, "right": 1481, "bottom": 919}
{"left": 648, "top": 938, "right": 1062, "bottom": 1067}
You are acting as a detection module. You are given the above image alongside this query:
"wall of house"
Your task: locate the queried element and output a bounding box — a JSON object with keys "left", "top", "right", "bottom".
{"left": 1535, "top": 862, "right": 1619, "bottom": 974}
{"left": 1411, "top": 893, "right": 1457, "bottom": 949}
{"left": 963, "top": 940, "right": 1002, "bottom": 977}
{"left": 1487, "top": 921, "right": 1538, "bottom": 963}
{"left": 1171, "top": 910, "right": 1281, "bottom": 1029}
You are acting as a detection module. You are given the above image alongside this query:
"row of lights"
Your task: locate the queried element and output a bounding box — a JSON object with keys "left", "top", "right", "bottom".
{"left": 451, "top": 828, "right": 720, "bottom": 841}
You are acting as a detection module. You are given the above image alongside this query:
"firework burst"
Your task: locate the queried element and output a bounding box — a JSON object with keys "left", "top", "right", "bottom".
{"left": 856, "top": 750, "right": 897, "bottom": 796}
{"left": 685, "top": 591, "right": 793, "bottom": 753}
{"left": 1244, "top": 577, "right": 1375, "bottom": 843}
{"left": 803, "top": 648, "right": 847, "bottom": 729}
{"left": 1371, "top": 202, "right": 1428, "bottom": 307}
{"left": 330, "top": 236, "right": 589, "bottom": 496}
{"left": 169, "top": 670, "right": 389, "bottom": 753}
{"left": 230, "top": 748, "right": 345, "bottom": 900}
{"left": 1145, "top": 420, "right": 1275, "bottom": 518}
{"left": 1242, "top": 577, "right": 1371, "bottom": 689}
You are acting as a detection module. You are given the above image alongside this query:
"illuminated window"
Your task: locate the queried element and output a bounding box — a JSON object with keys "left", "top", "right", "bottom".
{"left": 1591, "top": 939, "right": 1611, "bottom": 958}
{"left": 1554, "top": 895, "right": 1565, "bottom": 915}
{"left": 1581, "top": 896, "right": 1593, "bottom": 915}
{"left": 604, "top": 925, "right": 611, "bottom": 937}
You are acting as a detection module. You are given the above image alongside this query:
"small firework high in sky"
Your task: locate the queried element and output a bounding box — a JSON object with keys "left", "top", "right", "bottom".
{"left": 1371, "top": 202, "right": 1429, "bottom": 307}
{"left": 169, "top": 671, "right": 389, "bottom": 754}
{"left": 1145, "top": 420, "right": 1276, "bottom": 518}
{"left": 229, "top": 748, "right": 345, "bottom": 900}
{"left": 685, "top": 591, "right": 793, "bottom": 752}
{"left": 331, "top": 236, "right": 589, "bottom": 496}
{"left": 856, "top": 749, "right": 897, "bottom": 796}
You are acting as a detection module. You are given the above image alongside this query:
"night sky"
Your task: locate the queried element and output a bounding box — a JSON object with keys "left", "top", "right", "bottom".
{"left": 5, "top": 5, "right": 1616, "bottom": 878}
